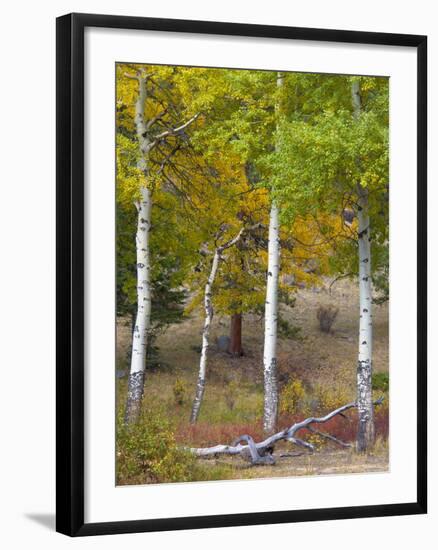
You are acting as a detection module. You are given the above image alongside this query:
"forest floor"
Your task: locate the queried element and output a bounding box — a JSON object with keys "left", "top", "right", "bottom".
{"left": 116, "top": 277, "right": 389, "bottom": 483}
{"left": 194, "top": 445, "right": 389, "bottom": 480}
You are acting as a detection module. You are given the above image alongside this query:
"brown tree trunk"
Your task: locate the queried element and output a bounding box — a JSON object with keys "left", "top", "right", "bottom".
{"left": 228, "top": 313, "right": 243, "bottom": 356}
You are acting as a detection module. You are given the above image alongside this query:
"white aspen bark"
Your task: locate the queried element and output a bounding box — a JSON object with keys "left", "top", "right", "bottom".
{"left": 190, "top": 249, "right": 221, "bottom": 424}
{"left": 263, "top": 202, "right": 280, "bottom": 433}
{"left": 190, "top": 228, "right": 245, "bottom": 423}
{"left": 125, "top": 187, "right": 152, "bottom": 423}
{"left": 263, "top": 72, "right": 283, "bottom": 434}
{"left": 356, "top": 184, "right": 375, "bottom": 451}
{"left": 123, "top": 71, "right": 200, "bottom": 423}
{"left": 352, "top": 79, "right": 375, "bottom": 451}
{"left": 125, "top": 72, "right": 153, "bottom": 424}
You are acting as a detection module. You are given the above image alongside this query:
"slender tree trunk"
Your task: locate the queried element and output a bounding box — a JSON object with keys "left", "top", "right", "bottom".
{"left": 263, "top": 202, "right": 280, "bottom": 433}
{"left": 123, "top": 70, "right": 200, "bottom": 423}
{"left": 352, "top": 79, "right": 375, "bottom": 451}
{"left": 356, "top": 184, "right": 375, "bottom": 452}
{"left": 263, "top": 72, "right": 283, "bottom": 434}
{"left": 190, "top": 249, "right": 221, "bottom": 424}
{"left": 190, "top": 228, "right": 246, "bottom": 423}
{"left": 125, "top": 186, "right": 152, "bottom": 423}
{"left": 125, "top": 71, "right": 153, "bottom": 424}
{"left": 228, "top": 313, "right": 243, "bottom": 356}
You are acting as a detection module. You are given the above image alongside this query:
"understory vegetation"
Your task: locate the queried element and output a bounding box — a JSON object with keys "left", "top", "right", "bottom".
{"left": 116, "top": 281, "right": 389, "bottom": 485}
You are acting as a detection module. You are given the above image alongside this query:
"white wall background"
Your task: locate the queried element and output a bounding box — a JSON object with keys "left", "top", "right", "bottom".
{"left": 0, "top": 0, "right": 434, "bottom": 548}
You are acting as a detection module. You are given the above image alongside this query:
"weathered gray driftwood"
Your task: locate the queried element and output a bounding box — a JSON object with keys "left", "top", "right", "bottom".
{"left": 190, "top": 397, "right": 384, "bottom": 465}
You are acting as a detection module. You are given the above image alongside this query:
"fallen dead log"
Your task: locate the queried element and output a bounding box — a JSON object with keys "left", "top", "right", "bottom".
{"left": 189, "top": 397, "right": 384, "bottom": 465}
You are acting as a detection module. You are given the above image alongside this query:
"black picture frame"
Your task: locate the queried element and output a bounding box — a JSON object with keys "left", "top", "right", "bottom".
{"left": 56, "top": 12, "right": 427, "bottom": 537}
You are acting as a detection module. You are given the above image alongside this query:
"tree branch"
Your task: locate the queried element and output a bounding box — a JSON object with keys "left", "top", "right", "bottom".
{"left": 306, "top": 425, "right": 352, "bottom": 448}
{"left": 329, "top": 272, "right": 354, "bottom": 293}
{"left": 124, "top": 72, "right": 139, "bottom": 80}
{"left": 189, "top": 397, "right": 384, "bottom": 464}
{"left": 216, "top": 223, "right": 263, "bottom": 256}
{"left": 124, "top": 71, "right": 154, "bottom": 81}
{"left": 146, "top": 109, "right": 168, "bottom": 130}
{"left": 154, "top": 113, "right": 200, "bottom": 141}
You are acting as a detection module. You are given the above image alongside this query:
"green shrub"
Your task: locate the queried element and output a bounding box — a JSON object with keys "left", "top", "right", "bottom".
{"left": 280, "top": 379, "right": 306, "bottom": 415}
{"left": 116, "top": 407, "right": 235, "bottom": 484}
{"left": 173, "top": 378, "right": 188, "bottom": 406}
{"left": 312, "top": 382, "right": 353, "bottom": 414}
{"left": 278, "top": 317, "right": 302, "bottom": 340}
{"left": 372, "top": 372, "right": 389, "bottom": 393}
{"left": 117, "top": 408, "right": 196, "bottom": 484}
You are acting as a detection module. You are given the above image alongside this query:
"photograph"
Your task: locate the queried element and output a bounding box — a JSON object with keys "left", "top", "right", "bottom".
{"left": 0, "top": 1, "right": 431, "bottom": 545}
{"left": 115, "top": 62, "right": 390, "bottom": 486}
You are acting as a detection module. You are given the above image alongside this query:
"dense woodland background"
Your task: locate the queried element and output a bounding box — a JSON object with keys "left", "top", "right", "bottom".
{"left": 115, "top": 64, "right": 389, "bottom": 484}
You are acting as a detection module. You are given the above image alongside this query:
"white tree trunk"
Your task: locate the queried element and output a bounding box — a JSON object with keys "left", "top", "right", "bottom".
{"left": 123, "top": 70, "right": 200, "bottom": 423}
{"left": 190, "top": 228, "right": 246, "bottom": 423}
{"left": 125, "top": 187, "right": 152, "bottom": 423}
{"left": 352, "top": 79, "right": 375, "bottom": 451}
{"left": 351, "top": 79, "right": 374, "bottom": 453}
{"left": 356, "top": 184, "right": 375, "bottom": 451}
{"left": 125, "top": 71, "right": 153, "bottom": 423}
{"left": 263, "top": 202, "right": 280, "bottom": 433}
{"left": 190, "top": 249, "right": 221, "bottom": 424}
{"left": 263, "top": 72, "right": 283, "bottom": 434}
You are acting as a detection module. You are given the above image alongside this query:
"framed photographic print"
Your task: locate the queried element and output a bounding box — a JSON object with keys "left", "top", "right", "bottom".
{"left": 56, "top": 12, "right": 427, "bottom": 536}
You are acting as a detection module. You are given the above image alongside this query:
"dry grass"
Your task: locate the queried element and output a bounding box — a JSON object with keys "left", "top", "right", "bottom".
{"left": 198, "top": 445, "right": 389, "bottom": 480}
{"left": 116, "top": 277, "right": 389, "bottom": 483}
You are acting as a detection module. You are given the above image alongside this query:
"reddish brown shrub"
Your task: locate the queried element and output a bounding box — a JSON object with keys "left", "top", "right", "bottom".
{"left": 280, "top": 406, "right": 388, "bottom": 443}
{"left": 176, "top": 421, "right": 264, "bottom": 447}
{"left": 176, "top": 406, "right": 388, "bottom": 447}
